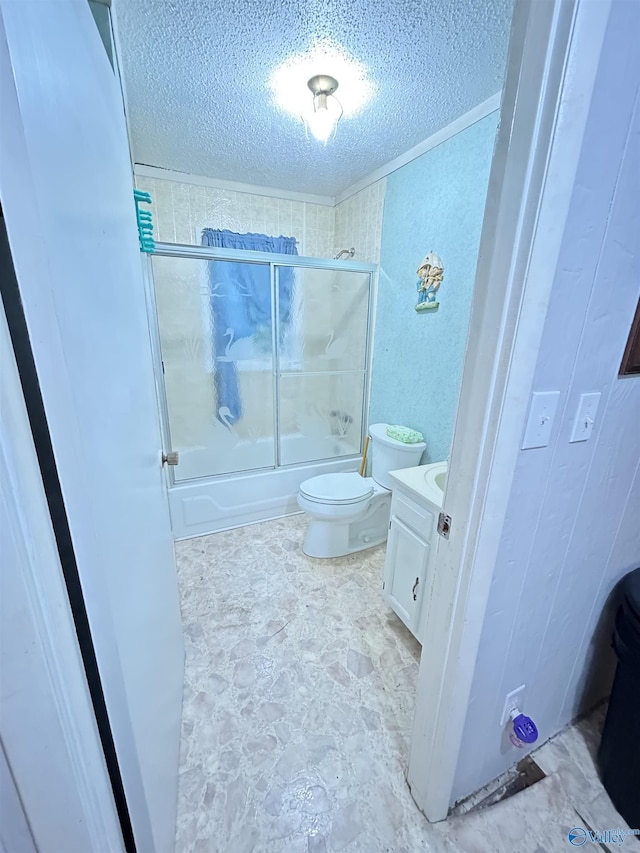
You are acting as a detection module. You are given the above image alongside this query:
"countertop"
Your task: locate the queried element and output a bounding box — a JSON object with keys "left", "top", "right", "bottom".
{"left": 388, "top": 460, "right": 447, "bottom": 509}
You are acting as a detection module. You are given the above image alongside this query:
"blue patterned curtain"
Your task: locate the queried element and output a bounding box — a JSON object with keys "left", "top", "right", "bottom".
{"left": 202, "top": 229, "right": 298, "bottom": 426}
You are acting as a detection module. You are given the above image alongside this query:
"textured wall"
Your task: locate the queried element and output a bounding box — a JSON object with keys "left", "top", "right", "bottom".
{"left": 334, "top": 179, "right": 386, "bottom": 264}
{"left": 135, "top": 174, "right": 336, "bottom": 258}
{"left": 368, "top": 113, "right": 499, "bottom": 462}
{"left": 453, "top": 3, "right": 640, "bottom": 803}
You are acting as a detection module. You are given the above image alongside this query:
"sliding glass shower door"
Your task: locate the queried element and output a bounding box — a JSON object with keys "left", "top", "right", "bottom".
{"left": 150, "top": 248, "right": 373, "bottom": 483}
{"left": 277, "top": 266, "right": 370, "bottom": 466}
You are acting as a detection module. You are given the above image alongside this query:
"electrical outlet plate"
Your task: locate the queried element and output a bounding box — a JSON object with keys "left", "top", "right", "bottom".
{"left": 500, "top": 684, "right": 526, "bottom": 727}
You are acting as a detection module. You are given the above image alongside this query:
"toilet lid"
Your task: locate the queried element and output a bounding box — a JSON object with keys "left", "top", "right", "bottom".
{"left": 299, "top": 473, "right": 374, "bottom": 504}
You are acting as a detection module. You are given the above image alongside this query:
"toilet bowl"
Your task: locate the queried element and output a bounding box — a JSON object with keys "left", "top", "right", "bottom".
{"left": 298, "top": 423, "right": 426, "bottom": 558}
{"left": 298, "top": 472, "right": 390, "bottom": 558}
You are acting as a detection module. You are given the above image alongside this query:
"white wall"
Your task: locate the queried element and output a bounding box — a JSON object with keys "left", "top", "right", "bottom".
{"left": 452, "top": 0, "right": 640, "bottom": 803}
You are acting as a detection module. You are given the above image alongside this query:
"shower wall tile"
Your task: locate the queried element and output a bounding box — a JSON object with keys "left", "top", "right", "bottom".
{"left": 142, "top": 176, "right": 177, "bottom": 243}
{"left": 172, "top": 182, "right": 192, "bottom": 244}
{"left": 334, "top": 179, "right": 387, "bottom": 264}
{"left": 134, "top": 174, "right": 336, "bottom": 258}
{"left": 188, "top": 185, "right": 207, "bottom": 238}
{"left": 135, "top": 172, "right": 383, "bottom": 262}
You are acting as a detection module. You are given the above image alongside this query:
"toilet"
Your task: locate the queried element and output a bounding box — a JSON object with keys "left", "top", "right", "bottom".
{"left": 297, "top": 423, "right": 426, "bottom": 558}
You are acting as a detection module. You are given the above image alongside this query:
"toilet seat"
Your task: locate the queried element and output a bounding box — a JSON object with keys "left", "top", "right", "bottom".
{"left": 299, "top": 473, "right": 374, "bottom": 505}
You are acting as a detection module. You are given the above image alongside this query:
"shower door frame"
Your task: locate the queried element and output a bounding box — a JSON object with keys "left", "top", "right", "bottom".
{"left": 142, "top": 242, "right": 377, "bottom": 532}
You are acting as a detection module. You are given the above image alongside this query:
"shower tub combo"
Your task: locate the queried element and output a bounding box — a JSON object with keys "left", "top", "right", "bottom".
{"left": 144, "top": 243, "right": 376, "bottom": 538}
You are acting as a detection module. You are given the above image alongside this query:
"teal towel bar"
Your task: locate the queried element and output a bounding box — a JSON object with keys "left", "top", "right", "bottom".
{"left": 134, "top": 190, "right": 155, "bottom": 253}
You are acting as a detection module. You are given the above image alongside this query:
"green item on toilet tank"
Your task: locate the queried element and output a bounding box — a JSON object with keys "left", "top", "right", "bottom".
{"left": 386, "top": 425, "right": 424, "bottom": 444}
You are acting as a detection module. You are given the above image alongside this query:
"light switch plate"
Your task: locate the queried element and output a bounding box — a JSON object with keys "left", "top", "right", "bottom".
{"left": 522, "top": 391, "right": 560, "bottom": 449}
{"left": 570, "top": 392, "right": 601, "bottom": 442}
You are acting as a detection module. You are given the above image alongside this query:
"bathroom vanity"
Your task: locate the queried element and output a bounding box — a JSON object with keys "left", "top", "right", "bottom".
{"left": 382, "top": 461, "right": 447, "bottom": 641}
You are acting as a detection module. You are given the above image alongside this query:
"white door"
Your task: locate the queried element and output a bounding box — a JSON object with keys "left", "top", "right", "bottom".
{"left": 0, "top": 297, "right": 123, "bottom": 852}
{"left": 0, "top": 742, "right": 36, "bottom": 853}
{"left": 0, "top": 3, "right": 184, "bottom": 851}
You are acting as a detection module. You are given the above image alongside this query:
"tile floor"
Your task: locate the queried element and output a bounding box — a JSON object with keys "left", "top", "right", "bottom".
{"left": 173, "top": 515, "right": 634, "bottom": 853}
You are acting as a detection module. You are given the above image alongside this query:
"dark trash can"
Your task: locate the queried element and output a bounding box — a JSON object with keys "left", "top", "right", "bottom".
{"left": 598, "top": 567, "right": 640, "bottom": 829}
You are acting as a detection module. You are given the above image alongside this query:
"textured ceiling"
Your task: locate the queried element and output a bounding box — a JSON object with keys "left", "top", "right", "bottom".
{"left": 115, "top": 0, "right": 513, "bottom": 196}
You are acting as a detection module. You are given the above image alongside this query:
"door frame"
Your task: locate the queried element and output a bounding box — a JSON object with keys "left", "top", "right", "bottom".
{"left": 407, "top": 0, "right": 613, "bottom": 821}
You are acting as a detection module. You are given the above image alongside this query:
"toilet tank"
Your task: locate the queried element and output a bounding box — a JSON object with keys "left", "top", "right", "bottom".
{"left": 369, "top": 423, "right": 427, "bottom": 489}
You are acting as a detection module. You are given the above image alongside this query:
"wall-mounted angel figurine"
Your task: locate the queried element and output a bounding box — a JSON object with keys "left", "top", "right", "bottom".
{"left": 416, "top": 251, "right": 444, "bottom": 312}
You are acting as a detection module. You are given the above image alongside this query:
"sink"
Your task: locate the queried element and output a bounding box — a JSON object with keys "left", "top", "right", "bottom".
{"left": 389, "top": 460, "right": 447, "bottom": 507}
{"left": 434, "top": 471, "right": 447, "bottom": 492}
{"left": 423, "top": 461, "right": 448, "bottom": 499}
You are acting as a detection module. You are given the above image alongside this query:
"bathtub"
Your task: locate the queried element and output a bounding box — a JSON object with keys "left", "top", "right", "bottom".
{"left": 167, "top": 434, "right": 362, "bottom": 539}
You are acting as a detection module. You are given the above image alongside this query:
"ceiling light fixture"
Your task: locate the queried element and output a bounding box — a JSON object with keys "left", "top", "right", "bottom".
{"left": 302, "top": 74, "right": 343, "bottom": 143}
{"left": 269, "top": 45, "right": 373, "bottom": 140}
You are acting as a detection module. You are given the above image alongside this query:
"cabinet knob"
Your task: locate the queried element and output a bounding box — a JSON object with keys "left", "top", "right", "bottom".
{"left": 412, "top": 577, "right": 420, "bottom": 601}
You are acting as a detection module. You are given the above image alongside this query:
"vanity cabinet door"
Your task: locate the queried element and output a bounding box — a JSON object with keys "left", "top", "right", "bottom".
{"left": 383, "top": 516, "right": 430, "bottom": 637}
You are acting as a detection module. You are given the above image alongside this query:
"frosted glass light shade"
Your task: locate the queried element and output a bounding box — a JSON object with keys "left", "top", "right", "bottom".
{"left": 302, "top": 93, "right": 343, "bottom": 143}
